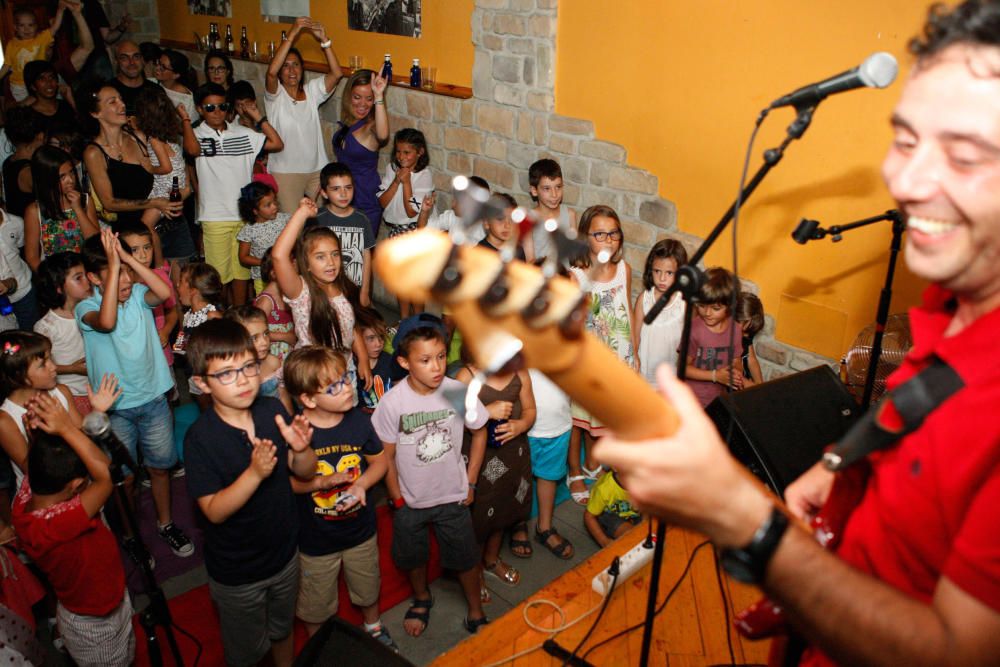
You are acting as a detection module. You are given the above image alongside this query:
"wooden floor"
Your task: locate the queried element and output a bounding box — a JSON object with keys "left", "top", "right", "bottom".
{"left": 431, "top": 524, "right": 771, "bottom": 666}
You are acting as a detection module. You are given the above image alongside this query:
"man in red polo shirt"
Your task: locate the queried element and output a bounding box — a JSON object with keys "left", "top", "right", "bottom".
{"left": 595, "top": 1, "right": 1000, "bottom": 665}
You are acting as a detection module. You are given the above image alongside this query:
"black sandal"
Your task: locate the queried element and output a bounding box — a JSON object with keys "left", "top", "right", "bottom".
{"left": 464, "top": 615, "right": 490, "bottom": 634}
{"left": 535, "top": 527, "right": 574, "bottom": 560}
{"left": 509, "top": 522, "right": 533, "bottom": 558}
{"left": 404, "top": 596, "right": 434, "bottom": 635}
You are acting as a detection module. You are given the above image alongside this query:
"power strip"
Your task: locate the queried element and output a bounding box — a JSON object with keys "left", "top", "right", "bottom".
{"left": 591, "top": 535, "right": 657, "bottom": 595}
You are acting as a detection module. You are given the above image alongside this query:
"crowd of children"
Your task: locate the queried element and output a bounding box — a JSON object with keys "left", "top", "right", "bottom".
{"left": 0, "top": 13, "right": 769, "bottom": 665}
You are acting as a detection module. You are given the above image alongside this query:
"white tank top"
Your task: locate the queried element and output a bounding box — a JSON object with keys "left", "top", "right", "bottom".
{"left": 1, "top": 388, "right": 70, "bottom": 491}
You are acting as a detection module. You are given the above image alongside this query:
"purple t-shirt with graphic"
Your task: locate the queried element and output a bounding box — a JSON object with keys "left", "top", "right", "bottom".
{"left": 372, "top": 376, "right": 488, "bottom": 509}
{"left": 687, "top": 316, "right": 745, "bottom": 408}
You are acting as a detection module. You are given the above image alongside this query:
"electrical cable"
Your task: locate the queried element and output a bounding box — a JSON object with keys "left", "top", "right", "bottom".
{"left": 713, "top": 547, "right": 738, "bottom": 667}
{"left": 563, "top": 558, "right": 621, "bottom": 666}
{"left": 478, "top": 560, "right": 620, "bottom": 667}
{"left": 581, "top": 540, "right": 712, "bottom": 663}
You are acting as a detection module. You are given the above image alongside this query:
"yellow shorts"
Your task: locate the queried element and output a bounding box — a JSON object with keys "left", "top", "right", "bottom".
{"left": 201, "top": 220, "right": 250, "bottom": 283}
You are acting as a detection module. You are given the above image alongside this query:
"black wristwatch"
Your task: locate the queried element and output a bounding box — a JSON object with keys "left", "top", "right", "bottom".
{"left": 720, "top": 505, "right": 789, "bottom": 584}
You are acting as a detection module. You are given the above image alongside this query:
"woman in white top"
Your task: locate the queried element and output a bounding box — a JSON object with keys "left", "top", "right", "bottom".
{"left": 155, "top": 49, "right": 198, "bottom": 122}
{"left": 265, "top": 16, "right": 344, "bottom": 214}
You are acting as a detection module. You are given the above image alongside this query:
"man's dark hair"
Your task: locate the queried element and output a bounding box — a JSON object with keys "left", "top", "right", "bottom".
{"left": 195, "top": 82, "right": 228, "bottom": 106}
{"left": 28, "top": 432, "right": 88, "bottom": 496}
{"left": 911, "top": 0, "right": 1000, "bottom": 62}
{"left": 5, "top": 106, "right": 42, "bottom": 146}
{"left": 320, "top": 161, "right": 354, "bottom": 188}
{"left": 24, "top": 59, "right": 56, "bottom": 94}
{"left": 395, "top": 326, "right": 447, "bottom": 359}
{"left": 186, "top": 318, "right": 256, "bottom": 376}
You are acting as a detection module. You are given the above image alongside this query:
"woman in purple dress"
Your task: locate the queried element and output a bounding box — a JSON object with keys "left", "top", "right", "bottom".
{"left": 332, "top": 69, "right": 389, "bottom": 235}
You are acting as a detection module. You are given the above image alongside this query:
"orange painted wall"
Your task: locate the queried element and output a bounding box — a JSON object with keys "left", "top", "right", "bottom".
{"left": 157, "top": 0, "right": 473, "bottom": 87}
{"left": 556, "top": 1, "right": 929, "bottom": 359}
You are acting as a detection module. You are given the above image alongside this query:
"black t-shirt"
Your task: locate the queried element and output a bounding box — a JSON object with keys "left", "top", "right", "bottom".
{"left": 185, "top": 397, "right": 299, "bottom": 585}
{"left": 477, "top": 237, "right": 527, "bottom": 262}
{"left": 358, "top": 352, "right": 395, "bottom": 414}
{"left": 2, "top": 158, "right": 34, "bottom": 218}
{"left": 297, "top": 408, "right": 383, "bottom": 556}
{"left": 32, "top": 100, "right": 77, "bottom": 136}
{"left": 110, "top": 78, "right": 161, "bottom": 118}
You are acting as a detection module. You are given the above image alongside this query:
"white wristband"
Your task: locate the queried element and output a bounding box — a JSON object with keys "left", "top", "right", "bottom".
{"left": 319, "top": 39, "right": 332, "bottom": 49}
{"left": 712, "top": 368, "right": 717, "bottom": 383}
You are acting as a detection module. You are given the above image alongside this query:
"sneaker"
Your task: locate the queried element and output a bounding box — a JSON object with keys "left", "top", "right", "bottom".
{"left": 171, "top": 464, "right": 186, "bottom": 479}
{"left": 365, "top": 623, "right": 399, "bottom": 652}
{"left": 140, "top": 476, "right": 151, "bottom": 488}
{"left": 158, "top": 522, "right": 195, "bottom": 557}
{"left": 122, "top": 536, "right": 156, "bottom": 570}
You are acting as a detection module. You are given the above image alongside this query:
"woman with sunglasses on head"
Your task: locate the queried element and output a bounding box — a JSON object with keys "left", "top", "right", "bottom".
{"left": 264, "top": 16, "right": 343, "bottom": 213}
{"left": 156, "top": 49, "right": 198, "bottom": 122}
{"left": 79, "top": 81, "right": 182, "bottom": 231}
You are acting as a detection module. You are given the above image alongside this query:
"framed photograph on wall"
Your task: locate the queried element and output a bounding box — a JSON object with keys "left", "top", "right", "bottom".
{"left": 189, "top": 0, "right": 233, "bottom": 18}
{"left": 348, "top": 0, "right": 421, "bottom": 38}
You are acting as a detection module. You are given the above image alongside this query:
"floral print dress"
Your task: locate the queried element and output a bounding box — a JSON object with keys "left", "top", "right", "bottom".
{"left": 569, "top": 260, "right": 634, "bottom": 436}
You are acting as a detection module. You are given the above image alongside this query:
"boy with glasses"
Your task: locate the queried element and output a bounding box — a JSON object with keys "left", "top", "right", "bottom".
{"left": 184, "top": 318, "right": 317, "bottom": 667}
{"left": 181, "top": 83, "right": 282, "bottom": 306}
{"left": 282, "top": 346, "right": 395, "bottom": 649}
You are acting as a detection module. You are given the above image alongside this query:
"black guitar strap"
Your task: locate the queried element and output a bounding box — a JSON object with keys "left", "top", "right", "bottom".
{"left": 823, "top": 356, "right": 965, "bottom": 472}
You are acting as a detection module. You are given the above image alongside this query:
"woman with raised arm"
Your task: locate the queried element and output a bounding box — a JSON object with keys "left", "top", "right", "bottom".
{"left": 264, "top": 16, "right": 344, "bottom": 214}
{"left": 332, "top": 68, "right": 389, "bottom": 237}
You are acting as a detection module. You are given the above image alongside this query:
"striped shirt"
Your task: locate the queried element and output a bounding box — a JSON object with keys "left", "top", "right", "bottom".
{"left": 193, "top": 121, "right": 266, "bottom": 222}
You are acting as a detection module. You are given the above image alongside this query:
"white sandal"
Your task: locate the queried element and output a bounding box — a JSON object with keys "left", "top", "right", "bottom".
{"left": 566, "top": 475, "right": 590, "bottom": 505}
{"left": 582, "top": 463, "right": 604, "bottom": 481}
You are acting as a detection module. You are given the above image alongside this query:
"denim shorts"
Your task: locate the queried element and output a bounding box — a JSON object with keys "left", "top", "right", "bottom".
{"left": 109, "top": 394, "right": 177, "bottom": 471}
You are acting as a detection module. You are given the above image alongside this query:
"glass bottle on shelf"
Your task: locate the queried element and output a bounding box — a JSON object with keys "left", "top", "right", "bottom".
{"left": 225, "top": 25, "right": 235, "bottom": 53}
{"left": 209, "top": 23, "right": 220, "bottom": 50}
{"left": 240, "top": 27, "right": 250, "bottom": 59}
{"left": 382, "top": 53, "right": 393, "bottom": 83}
{"left": 409, "top": 58, "right": 421, "bottom": 87}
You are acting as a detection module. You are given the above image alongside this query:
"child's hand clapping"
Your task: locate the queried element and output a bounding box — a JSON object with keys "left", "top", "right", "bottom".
{"left": 275, "top": 413, "right": 314, "bottom": 453}
{"left": 248, "top": 437, "right": 278, "bottom": 480}
{"left": 87, "top": 373, "right": 122, "bottom": 414}
{"left": 24, "top": 393, "right": 75, "bottom": 437}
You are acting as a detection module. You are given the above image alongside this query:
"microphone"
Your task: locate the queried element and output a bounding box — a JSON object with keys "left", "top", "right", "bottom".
{"left": 82, "top": 411, "right": 138, "bottom": 472}
{"left": 769, "top": 52, "right": 898, "bottom": 110}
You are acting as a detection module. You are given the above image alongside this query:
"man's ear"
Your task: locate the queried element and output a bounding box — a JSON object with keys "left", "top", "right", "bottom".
{"left": 191, "top": 375, "right": 212, "bottom": 396}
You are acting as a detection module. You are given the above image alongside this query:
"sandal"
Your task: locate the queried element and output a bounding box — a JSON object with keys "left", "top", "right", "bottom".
{"left": 582, "top": 463, "right": 604, "bottom": 481}
{"left": 508, "top": 522, "right": 533, "bottom": 558}
{"left": 483, "top": 558, "right": 520, "bottom": 586}
{"left": 403, "top": 595, "right": 434, "bottom": 637}
{"left": 567, "top": 475, "right": 590, "bottom": 505}
{"left": 464, "top": 615, "right": 490, "bottom": 634}
{"left": 535, "top": 527, "right": 574, "bottom": 560}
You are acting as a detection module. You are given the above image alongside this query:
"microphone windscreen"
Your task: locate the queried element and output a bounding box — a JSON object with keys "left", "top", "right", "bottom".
{"left": 859, "top": 52, "right": 898, "bottom": 89}
{"left": 81, "top": 410, "right": 111, "bottom": 438}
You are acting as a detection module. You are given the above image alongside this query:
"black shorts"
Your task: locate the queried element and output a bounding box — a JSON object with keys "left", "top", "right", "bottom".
{"left": 391, "top": 502, "right": 479, "bottom": 572}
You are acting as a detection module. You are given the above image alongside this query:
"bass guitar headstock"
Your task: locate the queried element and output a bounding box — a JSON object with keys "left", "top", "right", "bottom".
{"left": 374, "top": 178, "right": 678, "bottom": 441}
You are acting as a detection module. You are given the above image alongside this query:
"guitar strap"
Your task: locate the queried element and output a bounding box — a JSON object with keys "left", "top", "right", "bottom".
{"left": 823, "top": 356, "right": 965, "bottom": 472}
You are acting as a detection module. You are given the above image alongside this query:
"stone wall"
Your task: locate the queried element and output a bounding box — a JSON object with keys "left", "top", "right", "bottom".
{"left": 174, "top": 0, "right": 835, "bottom": 381}
{"left": 105, "top": 0, "right": 160, "bottom": 45}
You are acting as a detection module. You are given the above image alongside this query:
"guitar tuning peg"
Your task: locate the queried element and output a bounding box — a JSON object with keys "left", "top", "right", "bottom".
{"left": 460, "top": 334, "right": 526, "bottom": 423}
{"left": 450, "top": 175, "right": 500, "bottom": 247}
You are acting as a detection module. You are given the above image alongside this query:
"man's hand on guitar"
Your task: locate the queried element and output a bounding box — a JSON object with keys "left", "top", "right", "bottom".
{"left": 593, "top": 365, "right": 772, "bottom": 549}
{"left": 783, "top": 461, "right": 835, "bottom": 523}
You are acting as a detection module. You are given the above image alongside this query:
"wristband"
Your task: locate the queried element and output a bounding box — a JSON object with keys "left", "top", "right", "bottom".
{"left": 319, "top": 39, "right": 332, "bottom": 49}
{"left": 374, "top": 100, "right": 385, "bottom": 105}
{"left": 255, "top": 116, "right": 269, "bottom": 131}
{"left": 468, "top": 482, "right": 477, "bottom": 491}
{"left": 390, "top": 497, "right": 405, "bottom": 510}
{"left": 712, "top": 368, "right": 717, "bottom": 383}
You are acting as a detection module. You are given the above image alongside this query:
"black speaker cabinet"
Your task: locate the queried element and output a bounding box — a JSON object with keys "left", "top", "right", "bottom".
{"left": 706, "top": 365, "right": 860, "bottom": 496}
{"left": 294, "top": 616, "right": 416, "bottom": 667}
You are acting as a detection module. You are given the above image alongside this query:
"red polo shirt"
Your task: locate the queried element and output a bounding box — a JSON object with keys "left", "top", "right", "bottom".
{"left": 803, "top": 285, "right": 1000, "bottom": 665}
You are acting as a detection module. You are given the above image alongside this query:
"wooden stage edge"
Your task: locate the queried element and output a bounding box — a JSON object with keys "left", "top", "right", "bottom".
{"left": 432, "top": 524, "right": 771, "bottom": 667}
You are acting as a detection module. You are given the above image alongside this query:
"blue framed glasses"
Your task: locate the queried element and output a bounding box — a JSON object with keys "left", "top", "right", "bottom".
{"left": 324, "top": 370, "right": 357, "bottom": 396}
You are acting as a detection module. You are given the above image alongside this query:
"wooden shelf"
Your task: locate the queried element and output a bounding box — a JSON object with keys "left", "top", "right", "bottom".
{"left": 159, "top": 39, "right": 472, "bottom": 99}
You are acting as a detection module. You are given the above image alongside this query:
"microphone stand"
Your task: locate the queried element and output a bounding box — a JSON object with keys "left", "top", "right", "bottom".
{"left": 637, "top": 104, "right": 817, "bottom": 667}
{"left": 791, "top": 209, "right": 904, "bottom": 407}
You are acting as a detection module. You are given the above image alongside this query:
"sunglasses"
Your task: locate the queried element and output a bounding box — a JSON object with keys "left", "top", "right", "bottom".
{"left": 201, "top": 102, "right": 231, "bottom": 113}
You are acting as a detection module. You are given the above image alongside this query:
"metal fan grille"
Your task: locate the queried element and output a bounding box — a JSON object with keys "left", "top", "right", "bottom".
{"left": 842, "top": 313, "right": 913, "bottom": 403}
